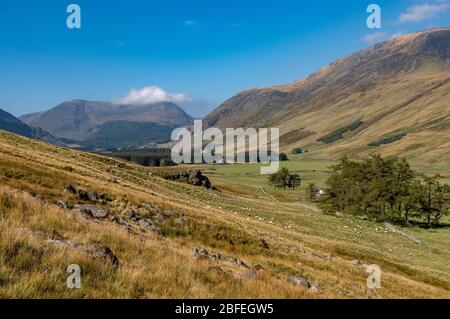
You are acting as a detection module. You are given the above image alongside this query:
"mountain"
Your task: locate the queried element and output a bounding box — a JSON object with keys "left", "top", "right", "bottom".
{"left": 0, "top": 108, "right": 35, "bottom": 138}
{"left": 204, "top": 28, "right": 450, "bottom": 164}
{"left": 0, "top": 108, "right": 65, "bottom": 146}
{"left": 81, "top": 120, "right": 176, "bottom": 149}
{"left": 20, "top": 100, "right": 194, "bottom": 143}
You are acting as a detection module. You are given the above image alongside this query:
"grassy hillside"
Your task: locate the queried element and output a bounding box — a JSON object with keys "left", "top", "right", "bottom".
{"left": 204, "top": 28, "right": 450, "bottom": 165}
{"left": 0, "top": 131, "right": 449, "bottom": 298}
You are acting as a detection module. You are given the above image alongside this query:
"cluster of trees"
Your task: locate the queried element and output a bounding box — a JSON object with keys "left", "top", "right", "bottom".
{"left": 319, "top": 155, "right": 449, "bottom": 226}
{"left": 268, "top": 167, "right": 302, "bottom": 190}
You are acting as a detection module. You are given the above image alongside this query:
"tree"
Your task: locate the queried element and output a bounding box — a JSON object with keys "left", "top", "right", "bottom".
{"left": 292, "top": 148, "right": 303, "bottom": 155}
{"left": 269, "top": 167, "right": 290, "bottom": 189}
{"left": 288, "top": 174, "right": 301, "bottom": 190}
{"left": 415, "top": 175, "right": 450, "bottom": 227}
{"left": 279, "top": 153, "right": 289, "bottom": 161}
{"left": 306, "top": 183, "right": 318, "bottom": 202}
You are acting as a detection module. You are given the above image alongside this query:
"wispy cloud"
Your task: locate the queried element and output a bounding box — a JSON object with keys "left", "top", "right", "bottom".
{"left": 116, "top": 86, "right": 192, "bottom": 106}
{"left": 184, "top": 20, "right": 198, "bottom": 26}
{"left": 362, "top": 31, "right": 387, "bottom": 44}
{"left": 399, "top": 2, "right": 450, "bottom": 22}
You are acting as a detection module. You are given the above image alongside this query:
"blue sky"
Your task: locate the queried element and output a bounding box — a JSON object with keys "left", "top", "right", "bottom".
{"left": 1, "top": 1, "right": 449, "bottom": 117}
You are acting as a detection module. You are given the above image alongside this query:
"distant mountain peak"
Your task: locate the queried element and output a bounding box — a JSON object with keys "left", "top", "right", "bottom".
{"left": 19, "top": 99, "right": 194, "bottom": 148}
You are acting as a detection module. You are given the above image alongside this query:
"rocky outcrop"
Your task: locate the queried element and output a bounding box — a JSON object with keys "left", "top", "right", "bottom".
{"left": 47, "top": 239, "right": 119, "bottom": 267}
{"left": 73, "top": 204, "right": 108, "bottom": 219}
{"left": 159, "top": 170, "right": 213, "bottom": 189}
{"left": 64, "top": 185, "right": 110, "bottom": 203}
{"left": 288, "top": 275, "right": 318, "bottom": 292}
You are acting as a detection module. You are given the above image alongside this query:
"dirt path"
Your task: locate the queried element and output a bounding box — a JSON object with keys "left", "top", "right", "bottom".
{"left": 288, "top": 201, "right": 322, "bottom": 213}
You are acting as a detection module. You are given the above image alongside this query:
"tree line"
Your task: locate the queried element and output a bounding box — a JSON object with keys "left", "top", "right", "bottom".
{"left": 318, "top": 155, "right": 449, "bottom": 227}
{"left": 268, "top": 155, "right": 449, "bottom": 227}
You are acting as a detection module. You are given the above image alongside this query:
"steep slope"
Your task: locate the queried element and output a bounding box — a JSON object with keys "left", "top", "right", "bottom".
{"left": 0, "top": 108, "right": 65, "bottom": 146}
{"left": 0, "top": 108, "right": 35, "bottom": 138}
{"left": 0, "top": 130, "right": 449, "bottom": 298}
{"left": 20, "top": 100, "right": 193, "bottom": 141}
{"left": 204, "top": 28, "right": 450, "bottom": 164}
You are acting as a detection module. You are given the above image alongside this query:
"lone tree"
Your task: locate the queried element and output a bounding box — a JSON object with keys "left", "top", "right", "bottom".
{"left": 268, "top": 168, "right": 301, "bottom": 190}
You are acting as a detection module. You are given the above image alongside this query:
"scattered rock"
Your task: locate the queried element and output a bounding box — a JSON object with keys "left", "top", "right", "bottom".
{"left": 192, "top": 247, "right": 210, "bottom": 259}
{"left": 174, "top": 216, "right": 189, "bottom": 226}
{"left": 209, "top": 252, "right": 223, "bottom": 260}
{"left": 47, "top": 239, "right": 119, "bottom": 267}
{"left": 141, "top": 204, "right": 159, "bottom": 216}
{"left": 155, "top": 214, "right": 168, "bottom": 222}
{"left": 352, "top": 259, "right": 361, "bottom": 266}
{"left": 188, "top": 171, "right": 212, "bottom": 189}
{"left": 309, "top": 285, "right": 319, "bottom": 293}
{"left": 288, "top": 275, "right": 311, "bottom": 288}
{"left": 137, "top": 219, "right": 160, "bottom": 233}
{"left": 227, "top": 257, "right": 249, "bottom": 268}
{"left": 77, "top": 190, "right": 108, "bottom": 202}
{"left": 64, "top": 185, "right": 77, "bottom": 194}
{"left": 239, "top": 270, "right": 257, "bottom": 280}
{"left": 124, "top": 210, "right": 136, "bottom": 220}
{"left": 56, "top": 200, "right": 68, "bottom": 209}
{"left": 63, "top": 185, "right": 109, "bottom": 203}
{"left": 74, "top": 205, "right": 108, "bottom": 218}
{"left": 159, "top": 170, "right": 213, "bottom": 189}
{"left": 109, "top": 214, "right": 124, "bottom": 224}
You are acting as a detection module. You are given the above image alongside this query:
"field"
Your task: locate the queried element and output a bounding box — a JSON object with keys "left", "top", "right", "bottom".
{"left": 208, "top": 153, "right": 450, "bottom": 201}
{"left": 0, "top": 131, "right": 449, "bottom": 298}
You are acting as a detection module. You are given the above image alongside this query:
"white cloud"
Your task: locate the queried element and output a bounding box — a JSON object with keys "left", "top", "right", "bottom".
{"left": 363, "top": 31, "right": 387, "bottom": 44}
{"left": 117, "top": 86, "right": 192, "bottom": 106}
{"left": 399, "top": 2, "right": 450, "bottom": 22}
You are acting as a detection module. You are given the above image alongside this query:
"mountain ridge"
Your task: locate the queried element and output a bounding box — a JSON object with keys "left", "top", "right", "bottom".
{"left": 203, "top": 28, "right": 450, "bottom": 164}
{"left": 20, "top": 99, "right": 193, "bottom": 141}
{"left": 0, "top": 107, "right": 65, "bottom": 146}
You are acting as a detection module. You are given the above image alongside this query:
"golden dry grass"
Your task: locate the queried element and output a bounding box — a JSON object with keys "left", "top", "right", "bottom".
{"left": 0, "top": 131, "right": 449, "bottom": 298}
